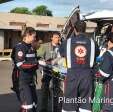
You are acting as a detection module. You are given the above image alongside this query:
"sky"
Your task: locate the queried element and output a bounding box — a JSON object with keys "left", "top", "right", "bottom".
{"left": 0, "top": 0, "right": 113, "bottom": 17}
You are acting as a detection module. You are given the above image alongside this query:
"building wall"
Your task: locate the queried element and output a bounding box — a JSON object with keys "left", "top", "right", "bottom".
{"left": 0, "top": 30, "right": 4, "bottom": 50}
{"left": 4, "top": 30, "right": 21, "bottom": 49}
{"left": 3, "top": 30, "right": 55, "bottom": 49}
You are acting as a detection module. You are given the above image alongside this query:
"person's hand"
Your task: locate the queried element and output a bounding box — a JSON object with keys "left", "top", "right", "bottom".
{"left": 38, "top": 60, "right": 47, "bottom": 66}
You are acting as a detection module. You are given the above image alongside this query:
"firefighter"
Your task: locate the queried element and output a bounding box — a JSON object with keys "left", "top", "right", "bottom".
{"left": 11, "top": 27, "right": 39, "bottom": 112}
{"left": 59, "top": 21, "right": 99, "bottom": 112}
{"left": 96, "top": 32, "right": 113, "bottom": 112}
{"left": 40, "top": 32, "right": 61, "bottom": 112}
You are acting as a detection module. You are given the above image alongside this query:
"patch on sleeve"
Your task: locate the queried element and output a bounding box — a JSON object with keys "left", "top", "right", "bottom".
{"left": 18, "top": 51, "right": 23, "bottom": 57}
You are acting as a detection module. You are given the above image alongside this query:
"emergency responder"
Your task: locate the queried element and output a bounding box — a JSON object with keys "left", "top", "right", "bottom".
{"left": 40, "top": 33, "right": 61, "bottom": 112}
{"left": 96, "top": 32, "right": 113, "bottom": 112}
{"left": 59, "top": 21, "right": 99, "bottom": 112}
{"left": 11, "top": 27, "right": 38, "bottom": 112}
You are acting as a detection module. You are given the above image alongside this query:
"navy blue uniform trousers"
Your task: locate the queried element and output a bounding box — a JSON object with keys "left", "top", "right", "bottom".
{"left": 62, "top": 68, "right": 93, "bottom": 111}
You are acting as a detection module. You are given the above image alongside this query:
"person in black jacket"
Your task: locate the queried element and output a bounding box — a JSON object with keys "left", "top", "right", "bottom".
{"left": 96, "top": 32, "right": 113, "bottom": 112}
{"left": 11, "top": 27, "right": 39, "bottom": 112}
{"left": 60, "top": 21, "right": 99, "bottom": 112}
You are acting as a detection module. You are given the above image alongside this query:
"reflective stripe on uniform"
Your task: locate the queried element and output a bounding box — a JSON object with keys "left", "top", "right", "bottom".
{"left": 90, "top": 38, "right": 95, "bottom": 68}
{"left": 66, "top": 38, "right": 71, "bottom": 68}
{"left": 79, "top": 108, "right": 91, "bottom": 112}
{"left": 99, "top": 69, "right": 110, "bottom": 77}
{"left": 62, "top": 109, "right": 76, "bottom": 112}
{"left": 22, "top": 104, "right": 33, "bottom": 109}
{"left": 26, "top": 53, "right": 35, "bottom": 58}
{"left": 107, "top": 50, "right": 113, "bottom": 56}
{"left": 16, "top": 61, "right": 24, "bottom": 67}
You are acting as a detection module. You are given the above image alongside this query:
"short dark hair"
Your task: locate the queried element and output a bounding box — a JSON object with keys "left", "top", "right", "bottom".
{"left": 74, "top": 21, "right": 86, "bottom": 33}
{"left": 22, "top": 27, "right": 36, "bottom": 37}
{"left": 52, "top": 32, "right": 60, "bottom": 37}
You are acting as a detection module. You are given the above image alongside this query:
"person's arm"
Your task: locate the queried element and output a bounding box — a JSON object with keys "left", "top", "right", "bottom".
{"left": 15, "top": 45, "right": 38, "bottom": 70}
{"left": 96, "top": 51, "right": 112, "bottom": 81}
{"left": 11, "top": 47, "right": 15, "bottom": 61}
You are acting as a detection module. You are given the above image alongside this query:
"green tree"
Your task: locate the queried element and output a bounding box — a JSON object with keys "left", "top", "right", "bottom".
{"left": 32, "top": 5, "right": 53, "bottom": 16}
{"left": 10, "top": 7, "right": 31, "bottom": 14}
{"left": 0, "top": 0, "right": 13, "bottom": 4}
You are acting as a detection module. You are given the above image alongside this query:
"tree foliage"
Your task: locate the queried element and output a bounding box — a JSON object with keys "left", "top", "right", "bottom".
{"left": 10, "top": 7, "right": 31, "bottom": 14}
{"left": 10, "top": 5, "right": 53, "bottom": 16}
{"left": 32, "top": 5, "right": 53, "bottom": 16}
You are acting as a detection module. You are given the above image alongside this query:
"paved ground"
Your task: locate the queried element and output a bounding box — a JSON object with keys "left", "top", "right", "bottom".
{"left": 0, "top": 61, "right": 63, "bottom": 112}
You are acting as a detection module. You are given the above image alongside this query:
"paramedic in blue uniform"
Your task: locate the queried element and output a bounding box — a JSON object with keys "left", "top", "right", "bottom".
{"left": 11, "top": 27, "right": 39, "bottom": 112}
{"left": 96, "top": 32, "right": 113, "bottom": 112}
{"left": 60, "top": 21, "right": 99, "bottom": 112}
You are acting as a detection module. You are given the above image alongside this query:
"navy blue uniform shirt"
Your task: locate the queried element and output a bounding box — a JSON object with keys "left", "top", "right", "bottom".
{"left": 11, "top": 41, "right": 38, "bottom": 83}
